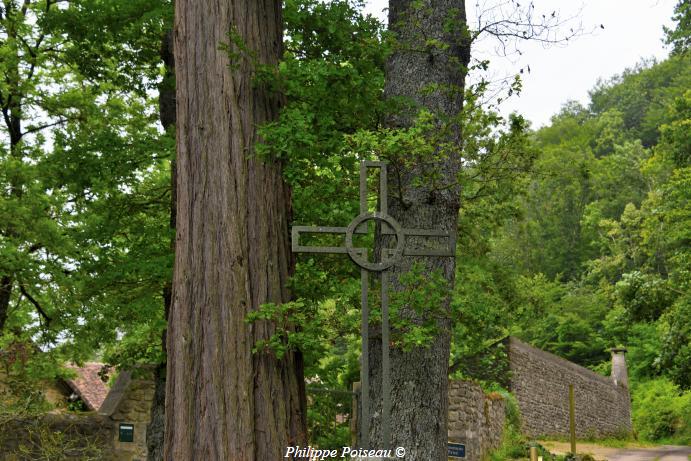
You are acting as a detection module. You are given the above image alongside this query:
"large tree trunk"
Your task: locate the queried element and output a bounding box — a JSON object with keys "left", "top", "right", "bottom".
{"left": 164, "top": 1, "right": 306, "bottom": 459}
{"left": 146, "top": 27, "right": 176, "bottom": 461}
{"left": 0, "top": 276, "right": 12, "bottom": 333}
{"left": 0, "top": 39, "right": 23, "bottom": 335}
{"left": 367, "top": 1, "right": 470, "bottom": 460}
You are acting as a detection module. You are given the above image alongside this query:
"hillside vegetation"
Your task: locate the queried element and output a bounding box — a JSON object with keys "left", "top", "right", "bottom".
{"left": 453, "top": 53, "right": 690, "bottom": 444}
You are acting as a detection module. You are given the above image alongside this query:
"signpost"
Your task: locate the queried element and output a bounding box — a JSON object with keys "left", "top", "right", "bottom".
{"left": 292, "top": 161, "right": 455, "bottom": 448}
{"left": 448, "top": 442, "right": 466, "bottom": 459}
{"left": 118, "top": 423, "right": 134, "bottom": 443}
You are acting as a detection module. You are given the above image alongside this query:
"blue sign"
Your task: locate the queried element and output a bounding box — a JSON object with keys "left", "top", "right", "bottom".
{"left": 448, "top": 442, "right": 465, "bottom": 458}
{"left": 119, "top": 423, "right": 134, "bottom": 443}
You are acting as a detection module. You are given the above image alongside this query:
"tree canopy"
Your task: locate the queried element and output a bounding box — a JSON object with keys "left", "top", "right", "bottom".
{"left": 0, "top": 0, "right": 689, "bottom": 454}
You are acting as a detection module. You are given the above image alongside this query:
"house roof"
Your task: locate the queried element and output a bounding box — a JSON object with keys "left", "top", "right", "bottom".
{"left": 64, "top": 363, "right": 110, "bottom": 411}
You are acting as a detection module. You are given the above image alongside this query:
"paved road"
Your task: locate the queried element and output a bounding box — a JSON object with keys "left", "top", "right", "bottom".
{"left": 542, "top": 441, "right": 691, "bottom": 461}
{"left": 606, "top": 445, "right": 691, "bottom": 461}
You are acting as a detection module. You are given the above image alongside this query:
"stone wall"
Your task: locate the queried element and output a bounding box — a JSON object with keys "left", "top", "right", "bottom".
{"left": 507, "top": 337, "right": 632, "bottom": 438}
{"left": 0, "top": 413, "right": 113, "bottom": 461}
{"left": 448, "top": 380, "right": 506, "bottom": 461}
{"left": 101, "top": 373, "right": 156, "bottom": 461}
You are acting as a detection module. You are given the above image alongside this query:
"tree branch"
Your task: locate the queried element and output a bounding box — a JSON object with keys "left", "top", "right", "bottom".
{"left": 19, "top": 285, "right": 52, "bottom": 325}
{"left": 472, "top": 0, "right": 589, "bottom": 58}
{"left": 0, "top": 94, "right": 11, "bottom": 131}
{"left": 22, "top": 118, "right": 67, "bottom": 135}
{"left": 19, "top": 33, "right": 47, "bottom": 83}
{"left": 20, "top": 0, "right": 30, "bottom": 17}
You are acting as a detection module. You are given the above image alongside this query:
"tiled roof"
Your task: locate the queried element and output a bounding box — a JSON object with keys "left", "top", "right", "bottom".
{"left": 64, "top": 363, "right": 110, "bottom": 411}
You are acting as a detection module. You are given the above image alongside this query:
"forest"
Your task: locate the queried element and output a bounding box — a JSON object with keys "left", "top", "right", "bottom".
{"left": 0, "top": 0, "right": 689, "bottom": 459}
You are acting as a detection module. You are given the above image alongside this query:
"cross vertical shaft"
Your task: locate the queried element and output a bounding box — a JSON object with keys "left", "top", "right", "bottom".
{"left": 291, "top": 161, "right": 455, "bottom": 449}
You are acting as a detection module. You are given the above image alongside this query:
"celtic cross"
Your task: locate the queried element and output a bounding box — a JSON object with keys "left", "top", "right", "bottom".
{"left": 292, "top": 161, "right": 455, "bottom": 449}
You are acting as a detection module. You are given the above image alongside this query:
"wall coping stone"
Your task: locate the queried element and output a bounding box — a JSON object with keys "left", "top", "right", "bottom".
{"left": 509, "top": 337, "right": 615, "bottom": 387}
{"left": 98, "top": 371, "right": 132, "bottom": 417}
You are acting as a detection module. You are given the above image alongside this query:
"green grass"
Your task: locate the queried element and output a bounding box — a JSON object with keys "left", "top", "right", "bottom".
{"left": 538, "top": 435, "right": 655, "bottom": 449}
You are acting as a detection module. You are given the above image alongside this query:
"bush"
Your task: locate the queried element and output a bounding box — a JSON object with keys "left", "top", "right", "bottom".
{"left": 488, "top": 387, "right": 536, "bottom": 461}
{"left": 632, "top": 378, "right": 691, "bottom": 443}
{"left": 489, "top": 424, "right": 528, "bottom": 461}
{"left": 306, "top": 386, "right": 352, "bottom": 450}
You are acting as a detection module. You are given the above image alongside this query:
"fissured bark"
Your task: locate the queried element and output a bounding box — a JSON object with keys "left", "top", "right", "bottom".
{"left": 164, "top": 1, "right": 306, "bottom": 459}
{"left": 367, "top": 1, "right": 471, "bottom": 460}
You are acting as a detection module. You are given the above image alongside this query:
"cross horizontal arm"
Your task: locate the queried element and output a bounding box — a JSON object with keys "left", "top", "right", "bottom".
{"left": 292, "top": 225, "right": 456, "bottom": 257}
{"left": 291, "top": 226, "right": 349, "bottom": 254}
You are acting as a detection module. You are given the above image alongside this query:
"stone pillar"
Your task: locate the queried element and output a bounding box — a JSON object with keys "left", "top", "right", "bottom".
{"left": 610, "top": 348, "right": 629, "bottom": 388}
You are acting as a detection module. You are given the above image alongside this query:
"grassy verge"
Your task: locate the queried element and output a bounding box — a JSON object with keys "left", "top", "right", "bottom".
{"left": 539, "top": 436, "right": 655, "bottom": 449}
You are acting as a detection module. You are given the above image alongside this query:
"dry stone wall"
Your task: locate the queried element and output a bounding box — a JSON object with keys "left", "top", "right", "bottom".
{"left": 0, "top": 414, "right": 113, "bottom": 461}
{"left": 447, "top": 380, "right": 506, "bottom": 461}
{"left": 106, "top": 376, "right": 156, "bottom": 461}
{"left": 507, "top": 337, "right": 632, "bottom": 438}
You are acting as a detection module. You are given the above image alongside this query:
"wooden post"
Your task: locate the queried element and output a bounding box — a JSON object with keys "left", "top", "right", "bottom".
{"left": 530, "top": 446, "right": 538, "bottom": 461}
{"left": 569, "top": 384, "right": 576, "bottom": 455}
{"left": 351, "top": 382, "right": 361, "bottom": 447}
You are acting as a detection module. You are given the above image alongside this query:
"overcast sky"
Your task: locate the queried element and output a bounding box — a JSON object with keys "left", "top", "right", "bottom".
{"left": 362, "top": 0, "right": 677, "bottom": 128}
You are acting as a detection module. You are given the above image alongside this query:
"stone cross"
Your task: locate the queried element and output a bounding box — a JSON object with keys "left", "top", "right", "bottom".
{"left": 292, "top": 161, "right": 455, "bottom": 448}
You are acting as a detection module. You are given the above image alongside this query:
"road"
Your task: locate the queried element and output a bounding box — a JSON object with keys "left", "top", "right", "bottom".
{"left": 541, "top": 441, "right": 691, "bottom": 461}
{"left": 607, "top": 445, "right": 691, "bottom": 461}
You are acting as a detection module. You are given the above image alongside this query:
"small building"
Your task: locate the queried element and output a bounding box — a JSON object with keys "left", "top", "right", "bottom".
{"left": 98, "top": 369, "right": 156, "bottom": 461}
{"left": 62, "top": 362, "right": 111, "bottom": 411}
{"left": 0, "top": 361, "right": 110, "bottom": 412}
{"left": 0, "top": 362, "right": 155, "bottom": 461}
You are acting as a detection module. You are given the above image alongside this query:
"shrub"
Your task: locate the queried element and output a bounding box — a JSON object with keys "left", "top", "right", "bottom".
{"left": 488, "top": 387, "right": 533, "bottom": 461}
{"left": 632, "top": 378, "right": 691, "bottom": 443}
{"left": 489, "top": 424, "right": 528, "bottom": 461}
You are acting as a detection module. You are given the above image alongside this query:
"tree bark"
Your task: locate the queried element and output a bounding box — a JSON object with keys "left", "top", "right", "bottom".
{"left": 146, "top": 27, "right": 176, "bottom": 461}
{"left": 367, "top": 1, "right": 470, "bottom": 460}
{"left": 0, "top": 276, "right": 12, "bottom": 333}
{"left": 146, "top": 360, "right": 167, "bottom": 461}
{"left": 164, "top": 1, "right": 306, "bottom": 459}
{"left": 0, "top": 1, "right": 25, "bottom": 335}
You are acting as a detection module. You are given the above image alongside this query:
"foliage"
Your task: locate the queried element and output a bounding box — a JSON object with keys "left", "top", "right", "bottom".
{"left": 13, "top": 424, "right": 105, "bottom": 461}
{"left": 450, "top": 36, "right": 689, "bottom": 453}
{"left": 489, "top": 424, "right": 528, "bottom": 461}
{"left": 0, "top": 335, "right": 64, "bottom": 413}
{"left": 631, "top": 378, "right": 691, "bottom": 443}
{"left": 588, "top": 57, "right": 691, "bottom": 147}
{"left": 664, "top": 0, "right": 691, "bottom": 55}
{"left": 305, "top": 386, "right": 353, "bottom": 450}
{"left": 0, "top": 0, "right": 172, "bottom": 373}
{"left": 387, "top": 263, "right": 449, "bottom": 351}
{"left": 487, "top": 388, "right": 536, "bottom": 461}
{"left": 471, "top": 52, "right": 691, "bottom": 396}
